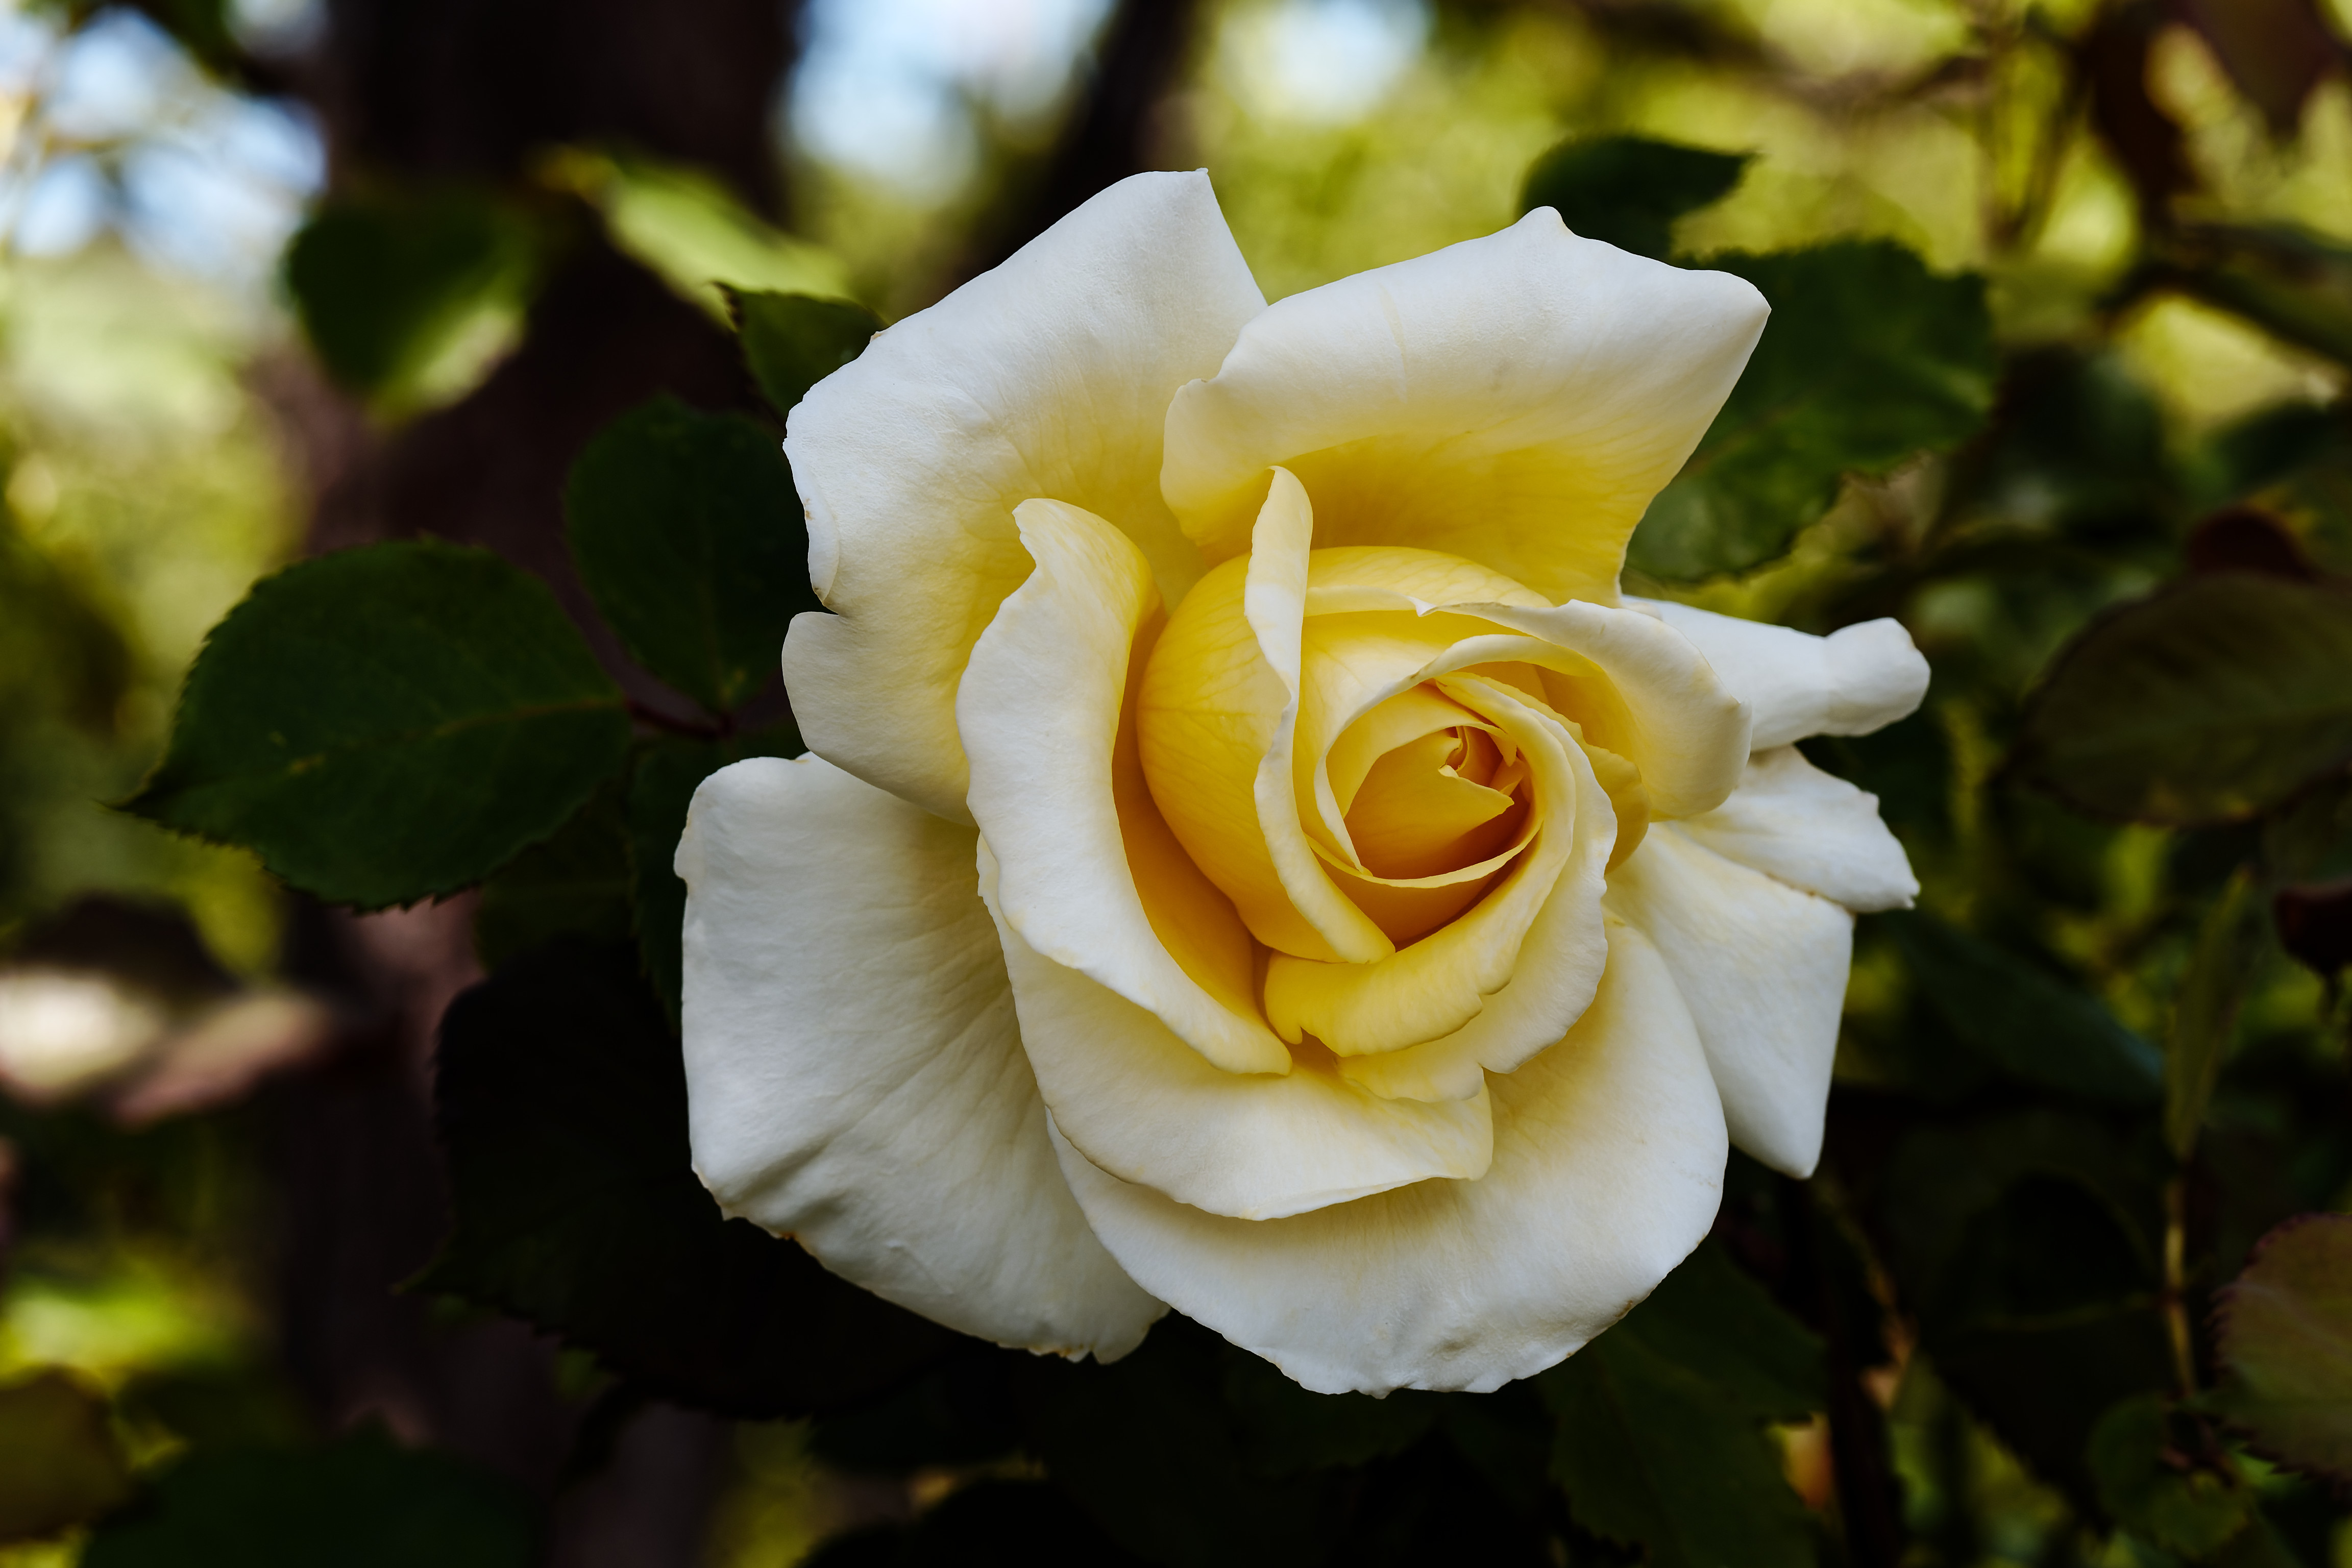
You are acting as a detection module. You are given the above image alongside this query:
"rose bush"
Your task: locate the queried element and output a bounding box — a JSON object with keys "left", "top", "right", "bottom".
{"left": 675, "top": 171, "right": 1927, "bottom": 1395}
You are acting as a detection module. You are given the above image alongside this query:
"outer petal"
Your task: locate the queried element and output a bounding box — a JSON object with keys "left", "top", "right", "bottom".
{"left": 1162, "top": 208, "right": 1768, "bottom": 605}
{"left": 784, "top": 170, "right": 1266, "bottom": 821}
{"left": 982, "top": 843, "right": 1494, "bottom": 1223}
{"left": 1674, "top": 747, "right": 1919, "bottom": 912}
{"left": 1603, "top": 824, "right": 1852, "bottom": 1180}
{"left": 1050, "top": 919, "right": 1727, "bottom": 1394}
{"left": 677, "top": 755, "right": 1162, "bottom": 1357}
{"left": 1631, "top": 600, "right": 1930, "bottom": 751}
{"left": 960, "top": 498, "right": 1288, "bottom": 1074}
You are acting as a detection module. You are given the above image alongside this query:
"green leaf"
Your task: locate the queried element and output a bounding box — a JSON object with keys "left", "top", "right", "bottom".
{"left": 1542, "top": 1331, "right": 1817, "bottom": 1568}
{"left": 1608, "top": 1239, "right": 1824, "bottom": 1423}
{"left": 419, "top": 941, "right": 952, "bottom": 1416}
{"left": 1517, "top": 135, "right": 1750, "bottom": 260}
{"left": 2165, "top": 868, "right": 2270, "bottom": 1160}
{"left": 471, "top": 785, "right": 634, "bottom": 970}
{"left": 284, "top": 192, "right": 540, "bottom": 411}
{"left": 1881, "top": 911, "right": 2164, "bottom": 1105}
{"left": 565, "top": 397, "right": 815, "bottom": 716}
{"left": 2009, "top": 574, "right": 2352, "bottom": 826}
{"left": 729, "top": 289, "right": 881, "bottom": 419}
{"left": 627, "top": 728, "right": 799, "bottom": 1025}
{"left": 127, "top": 541, "right": 631, "bottom": 910}
{"left": 2208, "top": 1213, "right": 2352, "bottom": 1482}
{"left": 547, "top": 149, "right": 849, "bottom": 321}
{"left": 0, "top": 1369, "right": 133, "bottom": 1544}
{"left": 81, "top": 1431, "right": 532, "bottom": 1567}
{"left": 1218, "top": 1351, "right": 1438, "bottom": 1477}
{"left": 2088, "top": 1394, "right": 2257, "bottom": 1558}
{"left": 1628, "top": 241, "right": 1997, "bottom": 581}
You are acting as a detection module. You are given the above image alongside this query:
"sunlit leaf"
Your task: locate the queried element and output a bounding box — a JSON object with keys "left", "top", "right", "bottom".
{"left": 728, "top": 289, "right": 880, "bottom": 419}
{"left": 546, "top": 149, "right": 848, "bottom": 320}
{"left": 284, "top": 191, "right": 540, "bottom": 412}
{"left": 127, "top": 542, "right": 631, "bottom": 910}
{"left": 2009, "top": 573, "right": 2352, "bottom": 826}
{"left": 419, "top": 942, "right": 953, "bottom": 1416}
{"left": 1517, "top": 135, "right": 1749, "bottom": 261}
{"left": 0, "top": 1369, "right": 132, "bottom": 1544}
{"left": 81, "top": 1430, "right": 530, "bottom": 1567}
{"left": 1629, "top": 241, "right": 1997, "bottom": 581}
{"left": 565, "top": 396, "right": 814, "bottom": 716}
{"left": 2209, "top": 1213, "right": 2352, "bottom": 1482}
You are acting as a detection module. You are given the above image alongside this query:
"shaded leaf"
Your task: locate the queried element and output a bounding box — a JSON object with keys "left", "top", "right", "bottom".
{"left": 284, "top": 191, "right": 540, "bottom": 409}
{"left": 0, "top": 516, "right": 131, "bottom": 733}
{"left": 1630, "top": 241, "right": 1997, "bottom": 580}
{"left": 2088, "top": 1394, "right": 2255, "bottom": 1558}
{"left": 0, "top": 1369, "right": 132, "bottom": 1543}
{"left": 1517, "top": 135, "right": 1749, "bottom": 261}
{"left": 2172, "top": 224, "right": 2352, "bottom": 372}
{"left": 127, "top": 541, "right": 631, "bottom": 909}
{"left": 729, "top": 289, "right": 880, "bottom": 418}
{"left": 1608, "top": 1238, "right": 1824, "bottom": 1424}
{"left": 82, "top": 1431, "right": 529, "bottom": 1567}
{"left": 2009, "top": 573, "right": 2352, "bottom": 826}
{"left": 1218, "top": 1351, "right": 1437, "bottom": 1478}
{"left": 2166, "top": 868, "right": 2270, "bottom": 1160}
{"left": 627, "top": 727, "right": 798, "bottom": 1025}
{"left": 1882, "top": 910, "right": 2163, "bottom": 1104}
{"left": 2209, "top": 1213, "right": 2352, "bottom": 1482}
{"left": 565, "top": 396, "right": 814, "bottom": 716}
{"left": 1542, "top": 1330, "right": 1816, "bottom": 1568}
{"left": 804, "top": 1480, "right": 1150, "bottom": 1568}
{"left": 471, "top": 785, "right": 634, "bottom": 970}
{"left": 419, "top": 941, "right": 952, "bottom": 1417}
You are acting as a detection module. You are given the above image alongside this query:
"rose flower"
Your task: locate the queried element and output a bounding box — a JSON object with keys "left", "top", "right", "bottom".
{"left": 675, "top": 172, "right": 1925, "bottom": 1394}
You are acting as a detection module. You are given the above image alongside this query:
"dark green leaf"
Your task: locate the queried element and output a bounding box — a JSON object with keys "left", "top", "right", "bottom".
{"left": 419, "top": 941, "right": 952, "bottom": 1416}
{"left": 1018, "top": 1322, "right": 1327, "bottom": 1568}
{"left": 127, "top": 541, "right": 631, "bottom": 910}
{"left": 565, "top": 397, "right": 814, "bottom": 716}
{"left": 2089, "top": 1394, "right": 2257, "bottom": 1557}
{"left": 1218, "top": 1351, "right": 1438, "bottom": 1478}
{"left": 0, "top": 1369, "right": 132, "bottom": 1543}
{"left": 1517, "top": 135, "right": 1750, "bottom": 261}
{"left": 1629, "top": 241, "right": 1997, "bottom": 581}
{"left": 1542, "top": 1330, "right": 1816, "bottom": 1568}
{"left": 471, "top": 785, "right": 634, "bottom": 970}
{"left": 729, "top": 289, "right": 881, "bottom": 418}
{"left": 81, "top": 1430, "right": 531, "bottom": 1567}
{"left": 2208, "top": 1213, "right": 2352, "bottom": 1482}
{"left": 1608, "top": 1239, "right": 1824, "bottom": 1423}
{"left": 2166, "top": 868, "right": 2270, "bottom": 1160}
{"left": 284, "top": 192, "right": 539, "bottom": 407}
{"left": 1881, "top": 910, "right": 2164, "bottom": 1104}
{"left": 627, "top": 727, "right": 798, "bottom": 1025}
{"left": 2010, "top": 574, "right": 2352, "bottom": 825}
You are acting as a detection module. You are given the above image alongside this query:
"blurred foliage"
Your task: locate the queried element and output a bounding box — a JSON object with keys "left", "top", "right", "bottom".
{"left": 4, "top": 0, "right": 2352, "bottom": 1564}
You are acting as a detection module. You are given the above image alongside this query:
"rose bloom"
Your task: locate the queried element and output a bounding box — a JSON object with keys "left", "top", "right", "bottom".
{"left": 676, "top": 172, "right": 1925, "bottom": 1394}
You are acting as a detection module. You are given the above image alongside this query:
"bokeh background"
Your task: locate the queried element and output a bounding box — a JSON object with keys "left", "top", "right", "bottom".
{"left": 0, "top": 0, "right": 2348, "bottom": 1562}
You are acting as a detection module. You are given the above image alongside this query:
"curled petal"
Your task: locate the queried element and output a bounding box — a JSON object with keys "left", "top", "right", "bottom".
{"left": 1051, "top": 919, "right": 1727, "bottom": 1394}
{"left": 784, "top": 171, "right": 1265, "bottom": 820}
{"left": 1163, "top": 208, "right": 1767, "bottom": 604}
{"left": 1674, "top": 747, "right": 1919, "bottom": 913}
{"left": 1631, "top": 599, "right": 1930, "bottom": 752}
{"left": 982, "top": 842, "right": 1493, "bottom": 1222}
{"left": 1264, "top": 675, "right": 1610, "bottom": 1058}
{"left": 960, "top": 498, "right": 1288, "bottom": 1075}
{"left": 1604, "top": 824, "right": 1853, "bottom": 1179}
{"left": 677, "top": 756, "right": 1162, "bottom": 1357}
